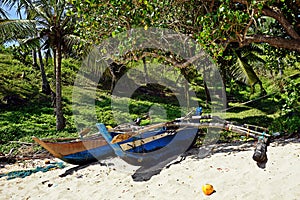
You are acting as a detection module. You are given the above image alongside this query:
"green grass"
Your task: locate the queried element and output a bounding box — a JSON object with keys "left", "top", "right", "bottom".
{"left": 0, "top": 51, "right": 80, "bottom": 152}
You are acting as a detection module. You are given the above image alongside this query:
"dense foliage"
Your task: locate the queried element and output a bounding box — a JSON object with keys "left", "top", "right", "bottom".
{"left": 71, "top": 1, "right": 300, "bottom": 55}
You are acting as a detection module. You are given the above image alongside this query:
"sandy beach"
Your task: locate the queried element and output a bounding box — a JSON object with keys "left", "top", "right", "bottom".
{"left": 1, "top": 138, "right": 299, "bottom": 200}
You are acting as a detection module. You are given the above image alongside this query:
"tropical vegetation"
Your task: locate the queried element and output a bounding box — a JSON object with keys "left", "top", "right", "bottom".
{"left": 0, "top": 0, "right": 299, "bottom": 154}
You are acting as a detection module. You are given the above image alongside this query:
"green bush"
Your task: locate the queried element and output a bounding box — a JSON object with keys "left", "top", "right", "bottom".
{"left": 270, "top": 78, "right": 300, "bottom": 134}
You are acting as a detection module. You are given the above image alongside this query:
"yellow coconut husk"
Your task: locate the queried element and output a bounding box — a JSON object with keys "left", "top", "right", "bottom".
{"left": 202, "top": 184, "right": 214, "bottom": 195}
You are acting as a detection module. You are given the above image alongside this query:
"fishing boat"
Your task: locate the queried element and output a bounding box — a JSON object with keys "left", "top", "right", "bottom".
{"left": 32, "top": 124, "right": 182, "bottom": 165}
{"left": 33, "top": 111, "right": 270, "bottom": 166}
{"left": 32, "top": 109, "right": 201, "bottom": 166}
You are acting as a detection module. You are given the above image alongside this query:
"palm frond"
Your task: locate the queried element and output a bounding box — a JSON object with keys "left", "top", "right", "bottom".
{"left": 63, "top": 34, "right": 92, "bottom": 58}
{"left": 56, "top": 0, "right": 67, "bottom": 21}
{"left": 18, "top": 37, "right": 41, "bottom": 49}
{"left": 236, "top": 55, "right": 251, "bottom": 84}
{"left": 2, "top": 0, "right": 31, "bottom": 19}
{"left": 240, "top": 44, "right": 266, "bottom": 64}
{"left": 227, "top": 64, "right": 245, "bottom": 82}
{"left": 23, "top": 0, "right": 51, "bottom": 24}
{"left": 0, "top": 19, "right": 37, "bottom": 42}
{"left": 234, "top": 51, "right": 261, "bottom": 85}
{"left": 34, "top": 0, "right": 54, "bottom": 22}
{"left": 0, "top": 2, "right": 9, "bottom": 19}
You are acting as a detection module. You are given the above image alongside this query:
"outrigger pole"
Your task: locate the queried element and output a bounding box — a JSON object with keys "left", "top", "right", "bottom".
{"left": 110, "top": 114, "right": 271, "bottom": 144}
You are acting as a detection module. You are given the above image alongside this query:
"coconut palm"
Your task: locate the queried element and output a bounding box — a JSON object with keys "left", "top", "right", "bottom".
{"left": 223, "top": 44, "right": 267, "bottom": 97}
{"left": 2, "top": 0, "right": 54, "bottom": 97}
{"left": 5, "top": 0, "right": 83, "bottom": 130}
{"left": 1, "top": 1, "right": 53, "bottom": 97}
{"left": 23, "top": 0, "right": 83, "bottom": 130}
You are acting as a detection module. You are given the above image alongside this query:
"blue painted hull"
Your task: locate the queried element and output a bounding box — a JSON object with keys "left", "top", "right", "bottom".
{"left": 97, "top": 123, "right": 198, "bottom": 166}
{"left": 34, "top": 127, "right": 178, "bottom": 165}
{"left": 61, "top": 144, "right": 115, "bottom": 165}
{"left": 113, "top": 128, "right": 174, "bottom": 153}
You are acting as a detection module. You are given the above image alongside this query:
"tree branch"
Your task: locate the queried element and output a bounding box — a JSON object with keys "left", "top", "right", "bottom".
{"left": 239, "top": 34, "right": 300, "bottom": 51}
{"left": 262, "top": 6, "right": 300, "bottom": 39}
{"left": 243, "top": 9, "right": 254, "bottom": 39}
{"left": 233, "top": 0, "right": 300, "bottom": 39}
{"left": 231, "top": 0, "right": 300, "bottom": 51}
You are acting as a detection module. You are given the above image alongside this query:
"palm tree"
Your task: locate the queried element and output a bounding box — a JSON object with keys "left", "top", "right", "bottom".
{"left": 222, "top": 44, "right": 267, "bottom": 97}
{"left": 2, "top": 0, "right": 54, "bottom": 97}
{"left": 4, "top": 0, "right": 82, "bottom": 130}
{"left": 23, "top": 0, "right": 82, "bottom": 130}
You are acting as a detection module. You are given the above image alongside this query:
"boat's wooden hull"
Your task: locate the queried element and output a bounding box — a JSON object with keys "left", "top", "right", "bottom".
{"left": 32, "top": 135, "right": 115, "bottom": 165}
{"left": 59, "top": 145, "right": 115, "bottom": 165}
{"left": 32, "top": 128, "right": 179, "bottom": 165}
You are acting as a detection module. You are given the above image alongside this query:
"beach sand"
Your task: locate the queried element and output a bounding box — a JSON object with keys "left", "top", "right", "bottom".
{"left": 1, "top": 139, "right": 299, "bottom": 200}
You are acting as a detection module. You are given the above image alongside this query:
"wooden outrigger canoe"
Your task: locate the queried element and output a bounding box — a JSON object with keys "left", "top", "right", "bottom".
{"left": 32, "top": 125, "right": 181, "bottom": 165}
{"left": 33, "top": 113, "right": 270, "bottom": 166}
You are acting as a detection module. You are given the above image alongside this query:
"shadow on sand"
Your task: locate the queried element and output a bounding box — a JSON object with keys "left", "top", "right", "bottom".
{"left": 58, "top": 138, "right": 299, "bottom": 181}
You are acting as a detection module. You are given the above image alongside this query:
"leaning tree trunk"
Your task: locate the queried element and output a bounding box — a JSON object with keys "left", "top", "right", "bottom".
{"left": 55, "top": 42, "right": 65, "bottom": 130}
{"left": 37, "top": 48, "right": 51, "bottom": 95}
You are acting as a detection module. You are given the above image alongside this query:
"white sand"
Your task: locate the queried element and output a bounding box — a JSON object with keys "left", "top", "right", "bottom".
{"left": 1, "top": 139, "right": 300, "bottom": 200}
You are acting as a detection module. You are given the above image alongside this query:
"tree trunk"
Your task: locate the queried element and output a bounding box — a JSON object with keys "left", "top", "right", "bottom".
{"left": 143, "top": 57, "right": 149, "bottom": 83}
{"left": 220, "top": 66, "right": 228, "bottom": 108}
{"left": 37, "top": 48, "right": 51, "bottom": 95}
{"left": 53, "top": 49, "right": 56, "bottom": 78}
{"left": 108, "top": 63, "right": 117, "bottom": 93}
{"left": 55, "top": 43, "right": 65, "bottom": 131}
{"left": 185, "top": 81, "right": 190, "bottom": 109}
{"left": 204, "top": 81, "right": 211, "bottom": 107}
{"left": 45, "top": 49, "right": 51, "bottom": 66}
{"left": 32, "top": 50, "right": 39, "bottom": 70}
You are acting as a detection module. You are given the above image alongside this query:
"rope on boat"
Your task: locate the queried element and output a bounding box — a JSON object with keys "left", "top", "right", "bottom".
{"left": 0, "top": 162, "right": 65, "bottom": 180}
